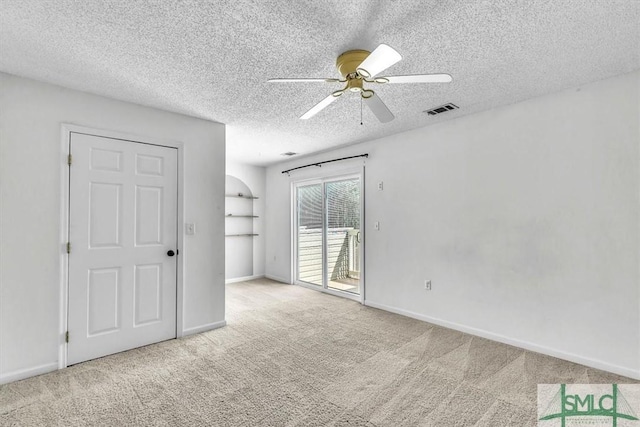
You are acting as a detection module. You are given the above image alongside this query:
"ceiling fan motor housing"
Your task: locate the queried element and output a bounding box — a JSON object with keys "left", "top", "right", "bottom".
{"left": 336, "top": 50, "right": 371, "bottom": 87}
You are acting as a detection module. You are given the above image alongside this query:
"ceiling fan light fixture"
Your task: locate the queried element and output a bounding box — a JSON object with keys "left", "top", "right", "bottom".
{"left": 361, "top": 89, "right": 374, "bottom": 99}
{"left": 332, "top": 89, "right": 345, "bottom": 97}
{"left": 344, "top": 77, "right": 364, "bottom": 93}
{"left": 374, "top": 77, "right": 389, "bottom": 84}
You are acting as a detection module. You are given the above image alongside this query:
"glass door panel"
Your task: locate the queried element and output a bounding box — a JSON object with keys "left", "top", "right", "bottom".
{"left": 296, "top": 184, "right": 323, "bottom": 286}
{"left": 326, "top": 178, "right": 361, "bottom": 295}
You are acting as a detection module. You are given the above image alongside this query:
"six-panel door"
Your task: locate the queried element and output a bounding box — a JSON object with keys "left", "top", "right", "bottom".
{"left": 67, "top": 133, "right": 178, "bottom": 365}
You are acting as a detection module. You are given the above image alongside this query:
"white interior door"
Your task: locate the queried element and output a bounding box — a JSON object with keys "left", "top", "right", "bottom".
{"left": 67, "top": 132, "right": 178, "bottom": 365}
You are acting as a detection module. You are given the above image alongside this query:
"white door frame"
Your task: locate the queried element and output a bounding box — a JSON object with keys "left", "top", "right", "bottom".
{"left": 58, "top": 124, "right": 185, "bottom": 369}
{"left": 291, "top": 167, "right": 365, "bottom": 304}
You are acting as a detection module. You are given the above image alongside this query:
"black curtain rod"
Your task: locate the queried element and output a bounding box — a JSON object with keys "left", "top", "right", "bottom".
{"left": 282, "top": 154, "right": 369, "bottom": 175}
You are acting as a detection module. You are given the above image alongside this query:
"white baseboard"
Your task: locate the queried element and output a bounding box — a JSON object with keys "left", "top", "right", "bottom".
{"left": 0, "top": 362, "right": 58, "bottom": 385}
{"left": 181, "top": 320, "right": 227, "bottom": 337}
{"left": 2, "top": 322, "right": 227, "bottom": 384}
{"left": 364, "top": 300, "right": 640, "bottom": 380}
{"left": 265, "top": 274, "right": 290, "bottom": 284}
{"left": 225, "top": 274, "right": 265, "bottom": 284}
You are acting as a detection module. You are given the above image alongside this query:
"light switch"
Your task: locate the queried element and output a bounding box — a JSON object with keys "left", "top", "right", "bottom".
{"left": 375, "top": 221, "right": 380, "bottom": 231}
{"left": 185, "top": 223, "right": 196, "bottom": 235}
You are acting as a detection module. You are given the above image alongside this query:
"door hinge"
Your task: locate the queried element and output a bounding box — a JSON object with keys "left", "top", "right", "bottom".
{"left": 65, "top": 331, "right": 69, "bottom": 343}
{"left": 66, "top": 242, "right": 71, "bottom": 254}
{"left": 67, "top": 154, "right": 72, "bottom": 165}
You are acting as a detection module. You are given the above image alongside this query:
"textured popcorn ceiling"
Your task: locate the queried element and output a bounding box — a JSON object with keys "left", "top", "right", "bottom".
{"left": 1, "top": 1, "right": 638, "bottom": 165}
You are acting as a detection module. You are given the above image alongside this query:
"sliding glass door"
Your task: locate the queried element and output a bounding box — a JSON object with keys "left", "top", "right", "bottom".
{"left": 295, "top": 175, "right": 362, "bottom": 298}
{"left": 296, "top": 183, "right": 323, "bottom": 286}
{"left": 326, "top": 178, "right": 361, "bottom": 294}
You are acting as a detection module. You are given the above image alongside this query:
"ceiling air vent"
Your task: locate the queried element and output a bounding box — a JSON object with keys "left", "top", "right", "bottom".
{"left": 424, "top": 103, "right": 459, "bottom": 116}
{"left": 281, "top": 152, "right": 298, "bottom": 157}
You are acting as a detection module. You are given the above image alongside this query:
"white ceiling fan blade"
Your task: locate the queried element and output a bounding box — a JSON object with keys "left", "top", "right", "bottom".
{"left": 300, "top": 93, "right": 342, "bottom": 120}
{"left": 356, "top": 44, "right": 402, "bottom": 78}
{"left": 363, "top": 92, "right": 394, "bottom": 123}
{"left": 377, "top": 74, "right": 453, "bottom": 84}
{"left": 268, "top": 78, "right": 340, "bottom": 83}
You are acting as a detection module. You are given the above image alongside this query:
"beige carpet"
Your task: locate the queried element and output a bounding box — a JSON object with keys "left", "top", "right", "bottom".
{"left": 1, "top": 278, "right": 636, "bottom": 426}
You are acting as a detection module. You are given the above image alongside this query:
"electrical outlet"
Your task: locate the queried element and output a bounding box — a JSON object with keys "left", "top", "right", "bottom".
{"left": 424, "top": 280, "right": 431, "bottom": 290}
{"left": 378, "top": 181, "right": 384, "bottom": 191}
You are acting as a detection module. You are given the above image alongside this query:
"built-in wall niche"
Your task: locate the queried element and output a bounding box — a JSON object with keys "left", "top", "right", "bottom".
{"left": 225, "top": 175, "right": 257, "bottom": 280}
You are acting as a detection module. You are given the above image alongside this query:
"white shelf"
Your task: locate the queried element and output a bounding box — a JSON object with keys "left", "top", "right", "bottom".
{"left": 225, "top": 194, "right": 258, "bottom": 199}
{"left": 225, "top": 194, "right": 258, "bottom": 237}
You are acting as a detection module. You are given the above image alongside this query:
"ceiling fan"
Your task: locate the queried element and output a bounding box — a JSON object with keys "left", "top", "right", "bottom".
{"left": 268, "top": 44, "right": 452, "bottom": 123}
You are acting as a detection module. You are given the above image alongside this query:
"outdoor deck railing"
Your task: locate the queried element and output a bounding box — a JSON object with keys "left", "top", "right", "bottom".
{"left": 298, "top": 227, "right": 360, "bottom": 284}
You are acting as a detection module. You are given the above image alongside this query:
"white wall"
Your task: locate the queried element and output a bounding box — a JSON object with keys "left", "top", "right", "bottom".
{"left": 0, "top": 73, "right": 226, "bottom": 383}
{"left": 226, "top": 161, "right": 266, "bottom": 281}
{"left": 265, "top": 71, "right": 640, "bottom": 379}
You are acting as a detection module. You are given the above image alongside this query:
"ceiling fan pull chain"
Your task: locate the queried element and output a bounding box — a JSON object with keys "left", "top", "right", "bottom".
{"left": 360, "top": 96, "right": 363, "bottom": 125}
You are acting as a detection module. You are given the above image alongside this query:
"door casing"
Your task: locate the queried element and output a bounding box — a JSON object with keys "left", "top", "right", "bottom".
{"left": 59, "top": 124, "right": 185, "bottom": 370}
